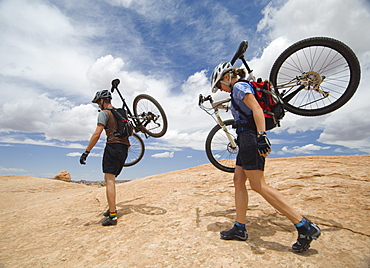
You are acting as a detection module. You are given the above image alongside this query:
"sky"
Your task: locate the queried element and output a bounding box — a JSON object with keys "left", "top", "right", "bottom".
{"left": 0, "top": 0, "right": 369, "bottom": 181}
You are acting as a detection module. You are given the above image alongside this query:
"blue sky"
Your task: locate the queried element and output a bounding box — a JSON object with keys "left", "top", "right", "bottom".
{"left": 1, "top": 0, "right": 369, "bottom": 181}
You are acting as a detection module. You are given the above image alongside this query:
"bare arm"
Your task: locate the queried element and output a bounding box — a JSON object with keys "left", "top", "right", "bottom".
{"left": 242, "top": 93, "right": 265, "bottom": 133}
{"left": 86, "top": 124, "right": 105, "bottom": 152}
{"left": 242, "top": 93, "right": 271, "bottom": 157}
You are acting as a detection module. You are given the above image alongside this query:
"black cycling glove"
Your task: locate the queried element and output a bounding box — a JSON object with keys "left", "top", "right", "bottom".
{"left": 257, "top": 136, "right": 271, "bottom": 155}
{"left": 80, "top": 151, "right": 89, "bottom": 165}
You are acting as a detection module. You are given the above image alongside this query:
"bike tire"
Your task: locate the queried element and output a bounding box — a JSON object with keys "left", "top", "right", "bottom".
{"left": 205, "top": 119, "right": 237, "bottom": 173}
{"left": 269, "top": 37, "right": 360, "bottom": 116}
{"left": 133, "top": 94, "right": 168, "bottom": 138}
{"left": 123, "top": 133, "right": 145, "bottom": 167}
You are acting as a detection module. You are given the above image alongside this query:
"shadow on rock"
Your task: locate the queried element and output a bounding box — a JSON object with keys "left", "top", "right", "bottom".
{"left": 203, "top": 209, "right": 343, "bottom": 254}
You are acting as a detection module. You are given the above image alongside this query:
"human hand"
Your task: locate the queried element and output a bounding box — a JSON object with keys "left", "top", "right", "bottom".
{"left": 247, "top": 72, "right": 256, "bottom": 82}
{"left": 80, "top": 152, "right": 89, "bottom": 165}
{"left": 257, "top": 135, "right": 271, "bottom": 156}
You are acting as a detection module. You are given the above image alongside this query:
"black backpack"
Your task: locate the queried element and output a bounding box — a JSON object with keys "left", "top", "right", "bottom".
{"left": 103, "top": 108, "right": 133, "bottom": 138}
{"left": 231, "top": 79, "right": 285, "bottom": 131}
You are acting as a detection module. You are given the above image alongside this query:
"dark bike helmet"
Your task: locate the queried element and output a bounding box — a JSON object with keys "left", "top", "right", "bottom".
{"left": 92, "top": 90, "right": 112, "bottom": 103}
{"left": 210, "top": 62, "right": 233, "bottom": 93}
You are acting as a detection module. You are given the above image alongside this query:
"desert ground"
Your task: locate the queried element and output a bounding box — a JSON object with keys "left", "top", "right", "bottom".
{"left": 0, "top": 155, "right": 369, "bottom": 267}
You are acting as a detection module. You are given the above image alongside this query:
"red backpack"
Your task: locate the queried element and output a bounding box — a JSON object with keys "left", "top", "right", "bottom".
{"left": 231, "top": 79, "right": 285, "bottom": 131}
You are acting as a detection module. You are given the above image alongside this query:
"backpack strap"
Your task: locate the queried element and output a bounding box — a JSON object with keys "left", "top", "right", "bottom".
{"left": 102, "top": 108, "right": 121, "bottom": 141}
{"left": 230, "top": 80, "right": 255, "bottom": 130}
{"left": 237, "top": 81, "right": 276, "bottom": 117}
{"left": 230, "top": 90, "right": 251, "bottom": 120}
{"left": 231, "top": 79, "right": 254, "bottom": 119}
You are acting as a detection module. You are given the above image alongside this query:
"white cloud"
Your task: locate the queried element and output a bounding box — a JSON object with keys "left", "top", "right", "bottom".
{"left": 0, "top": 166, "right": 27, "bottom": 174}
{"left": 253, "top": 0, "right": 370, "bottom": 153}
{"left": 0, "top": 135, "right": 86, "bottom": 149}
{"left": 151, "top": 151, "right": 174, "bottom": 158}
{"left": 145, "top": 144, "right": 182, "bottom": 152}
{"left": 0, "top": 88, "right": 98, "bottom": 141}
{"left": 258, "top": 0, "right": 370, "bottom": 54}
{"left": 67, "top": 152, "right": 102, "bottom": 157}
{"left": 104, "top": 0, "right": 134, "bottom": 8}
{"left": 0, "top": 0, "right": 101, "bottom": 144}
{"left": 279, "top": 144, "right": 331, "bottom": 155}
{"left": 86, "top": 55, "right": 152, "bottom": 96}
{"left": 0, "top": 0, "right": 369, "bottom": 158}
{"left": 103, "top": 0, "right": 180, "bottom": 22}
{"left": 0, "top": 0, "right": 95, "bottom": 96}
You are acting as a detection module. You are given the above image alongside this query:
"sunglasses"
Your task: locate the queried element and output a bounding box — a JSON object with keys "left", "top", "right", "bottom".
{"left": 216, "top": 76, "right": 230, "bottom": 89}
{"left": 215, "top": 81, "right": 222, "bottom": 89}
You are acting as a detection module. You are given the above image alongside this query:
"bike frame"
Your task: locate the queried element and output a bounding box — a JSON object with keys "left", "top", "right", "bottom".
{"left": 199, "top": 95, "right": 237, "bottom": 149}
{"left": 201, "top": 37, "right": 360, "bottom": 173}
{"left": 230, "top": 40, "right": 329, "bottom": 109}
{"left": 110, "top": 79, "right": 150, "bottom": 138}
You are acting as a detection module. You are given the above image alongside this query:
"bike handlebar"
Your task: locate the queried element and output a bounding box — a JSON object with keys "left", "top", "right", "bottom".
{"left": 198, "top": 94, "right": 213, "bottom": 106}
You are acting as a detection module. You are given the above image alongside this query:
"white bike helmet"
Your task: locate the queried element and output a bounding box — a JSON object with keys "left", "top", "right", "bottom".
{"left": 210, "top": 62, "right": 232, "bottom": 93}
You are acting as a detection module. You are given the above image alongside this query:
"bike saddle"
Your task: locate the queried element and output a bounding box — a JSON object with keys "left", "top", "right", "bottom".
{"left": 111, "top": 78, "right": 120, "bottom": 92}
{"left": 231, "top": 40, "right": 248, "bottom": 65}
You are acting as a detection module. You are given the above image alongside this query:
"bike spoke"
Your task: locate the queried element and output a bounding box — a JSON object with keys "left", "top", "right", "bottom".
{"left": 275, "top": 45, "right": 351, "bottom": 112}
{"left": 124, "top": 134, "right": 145, "bottom": 167}
{"left": 207, "top": 120, "right": 237, "bottom": 173}
{"left": 136, "top": 100, "right": 164, "bottom": 134}
{"left": 133, "top": 94, "right": 168, "bottom": 138}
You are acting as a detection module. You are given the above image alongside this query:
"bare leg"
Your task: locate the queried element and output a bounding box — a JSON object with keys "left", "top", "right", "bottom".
{"left": 234, "top": 166, "right": 249, "bottom": 224}
{"left": 245, "top": 170, "right": 301, "bottom": 224}
{"left": 104, "top": 173, "right": 116, "bottom": 213}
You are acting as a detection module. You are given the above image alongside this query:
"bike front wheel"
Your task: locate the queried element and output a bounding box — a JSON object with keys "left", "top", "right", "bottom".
{"left": 133, "top": 94, "right": 168, "bottom": 138}
{"left": 205, "top": 119, "right": 237, "bottom": 173}
{"left": 269, "top": 37, "right": 360, "bottom": 116}
{"left": 123, "top": 133, "right": 145, "bottom": 167}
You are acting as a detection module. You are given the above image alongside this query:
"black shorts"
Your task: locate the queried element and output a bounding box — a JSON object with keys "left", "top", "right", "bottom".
{"left": 236, "top": 130, "right": 265, "bottom": 171}
{"left": 102, "top": 143, "right": 129, "bottom": 176}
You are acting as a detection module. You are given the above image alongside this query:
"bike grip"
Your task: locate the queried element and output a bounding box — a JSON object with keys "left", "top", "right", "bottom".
{"left": 198, "top": 94, "right": 203, "bottom": 105}
{"left": 204, "top": 95, "right": 213, "bottom": 103}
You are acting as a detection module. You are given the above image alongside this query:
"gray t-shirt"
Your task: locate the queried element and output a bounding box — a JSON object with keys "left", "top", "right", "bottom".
{"left": 97, "top": 111, "right": 108, "bottom": 126}
{"left": 97, "top": 109, "right": 130, "bottom": 146}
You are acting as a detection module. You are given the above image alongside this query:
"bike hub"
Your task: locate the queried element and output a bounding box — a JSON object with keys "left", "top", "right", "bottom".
{"left": 300, "top": 71, "right": 329, "bottom": 97}
{"left": 227, "top": 143, "right": 238, "bottom": 154}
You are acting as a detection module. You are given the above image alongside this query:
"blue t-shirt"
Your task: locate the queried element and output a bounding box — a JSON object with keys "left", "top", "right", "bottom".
{"left": 231, "top": 81, "right": 255, "bottom": 124}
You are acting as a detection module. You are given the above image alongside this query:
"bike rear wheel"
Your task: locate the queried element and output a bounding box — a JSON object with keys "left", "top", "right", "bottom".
{"left": 133, "top": 94, "right": 168, "bottom": 138}
{"left": 205, "top": 119, "right": 237, "bottom": 173}
{"left": 123, "top": 133, "right": 145, "bottom": 167}
{"left": 269, "top": 37, "right": 360, "bottom": 116}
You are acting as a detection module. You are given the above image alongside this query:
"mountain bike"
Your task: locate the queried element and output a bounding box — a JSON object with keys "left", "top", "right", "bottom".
{"left": 110, "top": 79, "right": 168, "bottom": 167}
{"left": 199, "top": 37, "right": 361, "bottom": 173}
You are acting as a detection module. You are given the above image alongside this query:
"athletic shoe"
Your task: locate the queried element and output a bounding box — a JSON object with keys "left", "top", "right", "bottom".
{"left": 102, "top": 217, "right": 117, "bottom": 226}
{"left": 103, "top": 209, "right": 117, "bottom": 217}
{"left": 292, "top": 220, "right": 321, "bottom": 252}
{"left": 220, "top": 224, "right": 248, "bottom": 241}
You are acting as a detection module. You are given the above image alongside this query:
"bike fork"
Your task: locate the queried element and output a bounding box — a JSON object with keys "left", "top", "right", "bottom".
{"left": 215, "top": 112, "right": 237, "bottom": 148}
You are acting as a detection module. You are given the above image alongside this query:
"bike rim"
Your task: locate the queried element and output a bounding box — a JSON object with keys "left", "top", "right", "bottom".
{"left": 135, "top": 98, "right": 166, "bottom": 136}
{"left": 275, "top": 44, "right": 352, "bottom": 113}
{"left": 124, "top": 134, "right": 144, "bottom": 167}
{"left": 209, "top": 123, "right": 237, "bottom": 172}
